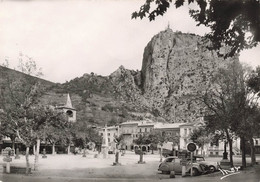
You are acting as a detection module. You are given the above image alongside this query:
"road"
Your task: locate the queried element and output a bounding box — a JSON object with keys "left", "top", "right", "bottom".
{"left": 0, "top": 153, "right": 259, "bottom": 182}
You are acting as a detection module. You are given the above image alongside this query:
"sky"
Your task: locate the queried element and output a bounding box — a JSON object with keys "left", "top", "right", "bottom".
{"left": 0, "top": 0, "right": 259, "bottom": 83}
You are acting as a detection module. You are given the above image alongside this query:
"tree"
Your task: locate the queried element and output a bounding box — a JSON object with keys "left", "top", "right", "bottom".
{"left": 190, "top": 126, "right": 213, "bottom": 156}
{"left": 71, "top": 121, "right": 102, "bottom": 154}
{"left": 132, "top": 0, "right": 260, "bottom": 57}
{"left": 113, "top": 134, "right": 125, "bottom": 165}
{"left": 133, "top": 134, "right": 150, "bottom": 163}
{"left": 163, "top": 132, "right": 180, "bottom": 150}
{"left": 17, "top": 53, "right": 43, "bottom": 77}
{"left": 3, "top": 84, "right": 43, "bottom": 174}
{"left": 0, "top": 111, "right": 17, "bottom": 150}
{"left": 199, "top": 60, "right": 245, "bottom": 167}
{"left": 147, "top": 131, "right": 162, "bottom": 154}
{"left": 199, "top": 61, "right": 260, "bottom": 167}
{"left": 0, "top": 57, "right": 71, "bottom": 174}
{"left": 235, "top": 66, "right": 260, "bottom": 166}
{"left": 43, "top": 109, "right": 70, "bottom": 155}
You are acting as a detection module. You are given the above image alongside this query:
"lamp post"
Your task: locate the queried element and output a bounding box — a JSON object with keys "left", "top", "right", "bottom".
{"left": 223, "top": 137, "right": 228, "bottom": 160}
{"left": 220, "top": 136, "right": 230, "bottom": 166}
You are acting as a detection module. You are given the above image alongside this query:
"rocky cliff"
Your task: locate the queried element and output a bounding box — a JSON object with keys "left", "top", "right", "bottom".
{"left": 110, "top": 28, "right": 238, "bottom": 123}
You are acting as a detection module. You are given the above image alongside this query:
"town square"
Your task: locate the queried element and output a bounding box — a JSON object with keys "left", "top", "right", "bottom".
{"left": 1, "top": 0, "right": 260, "bottom": 182}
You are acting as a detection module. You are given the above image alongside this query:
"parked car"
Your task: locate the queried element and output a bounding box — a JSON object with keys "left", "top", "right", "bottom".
{"left": 190, "top": 156, "right": 219, "bottom": 173}
{"left": 158, "top": 156, "right": 208, "bottom": 176}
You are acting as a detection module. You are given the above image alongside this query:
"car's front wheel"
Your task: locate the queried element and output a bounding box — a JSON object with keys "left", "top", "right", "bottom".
{"left": 209, "top": 166, "right": 216, "bottom": 173}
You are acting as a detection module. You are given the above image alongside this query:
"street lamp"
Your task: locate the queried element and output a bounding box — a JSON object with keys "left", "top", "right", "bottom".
{"left": 222, "top": 137, "right": 228, "bottom": 160}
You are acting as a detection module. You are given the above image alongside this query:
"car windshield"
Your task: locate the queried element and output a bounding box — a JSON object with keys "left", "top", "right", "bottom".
{"left": 165, "top": 158, "right": 175, "bottom": 162}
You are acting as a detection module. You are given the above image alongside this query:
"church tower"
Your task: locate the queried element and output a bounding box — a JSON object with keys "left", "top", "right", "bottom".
{"left": 56, "top": 94, "right": 76, "bottom": 122}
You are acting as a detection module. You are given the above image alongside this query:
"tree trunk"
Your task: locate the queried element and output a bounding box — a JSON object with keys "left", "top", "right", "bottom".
{"left": 115, "top": 150, "right": 119, "bottom": 163}
{"left": 11, "top": 138, "right": 15, "bottom": 150}
{"left": 33, "top": 145, "right": 36, "bottom": 155}
{"left": 52, "top": 143, "right": 55, "bottom": 155}
{"left": 34, "top": 139, "right": 40, "bottom": 171}
{"left": 228, "top": 139, "right": 233, "bottom": 167}
{"left": 83, "top": 148, "right": 86, "bottom": 157}
{"left": 160, "top": 147, "right": 162, "bottom": 162}
{"left": 67, "top": 145, "right": 70, "bottom": 155}
{"left": 25, "top": 146, "right": 30, "bottom": 175}
{"left": 249, "top": 138, "right": 256, "bottom": 166}
{"left": 225, "top": 130, "right": 233, "bottom": 166}
{"left": 241, "top": 136, "right": 247, "bottom": 168}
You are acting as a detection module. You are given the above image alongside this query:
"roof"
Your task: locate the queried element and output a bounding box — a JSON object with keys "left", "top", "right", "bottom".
{"left": 180, "top": 121, "right": 203, "bottom": 127}
{"left": 137, "top": 120, "right": 155, "bottom": 127}
{"left": 120, "top": 121, "right": 139, "bottom": 126}
{"left": 154, "top": 123, "right": 183, "bottom": 129}
{"left": 56, "top": 106, "right": 76, "bottom": 111}
{"left": 120, "top": 119, "right": 157, "bottom": 127}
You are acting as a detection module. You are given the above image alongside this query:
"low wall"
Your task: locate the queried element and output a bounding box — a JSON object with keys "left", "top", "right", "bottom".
{"left": 3, "top": 166, "right": 31, "bottom": 174}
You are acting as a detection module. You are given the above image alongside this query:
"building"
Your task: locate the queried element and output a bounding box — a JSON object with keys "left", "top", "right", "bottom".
{"left": 119, "top": 121, "right": 139, "bottom": 150}
{"left": 56, "top": 94, "right": 76, "bottom": 123}
{"left": 137, "top": 120, "right": 155, "bottom": 135}
{"left": 98, "top": 125, "right": 119, "bottom": 152}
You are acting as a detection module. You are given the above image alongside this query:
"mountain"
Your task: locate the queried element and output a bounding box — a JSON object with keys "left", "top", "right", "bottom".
{"left": 0, "top": 28, "right": 239, "bottom": 126}
{"left": 138, "top": 28, "right": 238, "bottom": 122}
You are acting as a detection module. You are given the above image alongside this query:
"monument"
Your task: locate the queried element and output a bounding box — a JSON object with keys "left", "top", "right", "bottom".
{"left": 101, "top": 125, "right": 109, "bottom": 159}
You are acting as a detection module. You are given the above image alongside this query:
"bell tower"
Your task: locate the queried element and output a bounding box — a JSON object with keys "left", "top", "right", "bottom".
{"left": 56, "top": 94, "right": 76, "bottom": 122}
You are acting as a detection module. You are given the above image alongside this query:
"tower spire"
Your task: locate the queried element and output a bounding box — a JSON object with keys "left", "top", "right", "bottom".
{"left": 66, "top": 93, "right": 72, "bottom": 108}
{"left": 167, "top": 21, "right": 170, "bottom": 29}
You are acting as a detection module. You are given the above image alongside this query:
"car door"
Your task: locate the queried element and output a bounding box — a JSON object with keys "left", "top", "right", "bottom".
{"left": 166, "top": 158, "right": 174, "bottom": 172}
{"left": 172, "top": 158, "right": 182, "bottom": 173}
{"left": 161, "top": 157, "right": 174, "bottom": 172}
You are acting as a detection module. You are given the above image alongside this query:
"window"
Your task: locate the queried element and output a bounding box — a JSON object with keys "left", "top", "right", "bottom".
{"left": 165, "top": 158, "right": 175, "bottom": 162}
{"left": 108, "top": 138, "right": 110, "bottom": 142}
{"left": 184, "top": 129, "right": 187, "bottom": 135}
{"left": 162, "top": 131, "right": 165, "bottom": 136}
{"left": 66, "top": 110, "right": 73, "bottom": 117}
{"left": 108, "top": 133, "right": 110, "bottom": 136}
{"left": 140, "top": 128, "right": 142, "bottom": 132}
{"left": 145, "top": 128, "right": 147, "bottom": 132}
{"left": 256, "top": 140, "right": 258, "bottom": 145}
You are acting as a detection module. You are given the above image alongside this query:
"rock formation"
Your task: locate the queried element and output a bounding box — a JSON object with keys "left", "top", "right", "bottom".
{"left": 111, "top": 28, "right": 239, "bottom": 123}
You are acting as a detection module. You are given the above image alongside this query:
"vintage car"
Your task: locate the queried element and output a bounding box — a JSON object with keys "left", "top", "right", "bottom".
{"left": 158, "top": 156, "right": 208, "bottom": 176}
{"left": 191, "top": 156, "right": 219, "bottom": 173}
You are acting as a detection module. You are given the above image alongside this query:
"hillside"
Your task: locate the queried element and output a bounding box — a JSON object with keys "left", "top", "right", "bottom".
{"left": 0, "top": 28, "right": 239, "bottom": 126}
{"left": 0, "top": 66, "right": 54, "bottom": 87}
